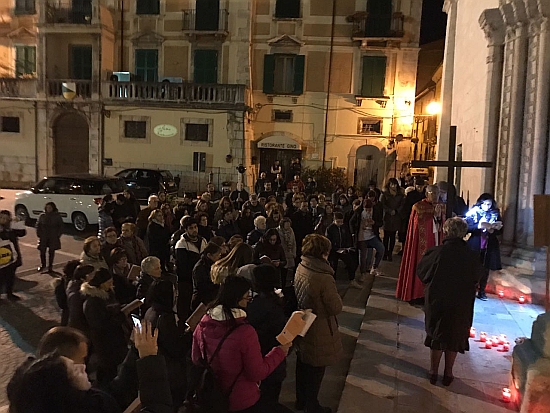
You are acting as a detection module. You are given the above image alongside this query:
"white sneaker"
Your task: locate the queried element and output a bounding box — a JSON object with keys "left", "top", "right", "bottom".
{"left": 370, "top": 268, "right": 384, "bottom": 276}
{"left": 349, "top": 280, "right": 363, "bottom": 289}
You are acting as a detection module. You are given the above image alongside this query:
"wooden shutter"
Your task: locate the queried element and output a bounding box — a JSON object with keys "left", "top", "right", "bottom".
{"left": 263, "top": 54, "right": 275, "bottom": 94}
{"left": 15, "top": 46, "right": 35, "bottom": 77}
{"left": 196, "top": 0, "right": 220, "bottom": 31}
{"left": 366, "top": 0, "right": 392, "bottom": 37}
{"left": 194, "top": 50, "right": 218, "bottom": 84}
{"left": 135, "top": 49, "right": 158, "bottom": 82}
{"left": 137, "top": 0, "right": 159, "bottom": 14}
{"left": 361, "top": 56, "right": 386, "bottom": 97}
{"left": 292, "top": 54, "right": 305, "bottom": 95}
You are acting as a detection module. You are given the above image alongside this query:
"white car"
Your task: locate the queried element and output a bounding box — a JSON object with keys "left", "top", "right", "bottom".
{"left": 14, "top": 174, "right": 127, "bottom": 232}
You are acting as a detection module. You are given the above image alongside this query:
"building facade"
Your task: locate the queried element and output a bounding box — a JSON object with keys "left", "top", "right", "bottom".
{"left": 0, "top": 0, "right": 423, "bottom": 193}
{"left": 438, "top": 0, "right": 550, "bottom": 267}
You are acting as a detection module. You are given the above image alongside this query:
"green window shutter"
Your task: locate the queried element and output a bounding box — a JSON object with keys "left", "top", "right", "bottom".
{"left": 15, "top": 46, "right": 25, "bottom": 77}
{"left": 293, "top": 54, "right": 305, "bottom": 95}
{"left": 366, "top": 0, "right": 392, "bottom": 37}
{"left": 27, "top": 46, "right": 36, "bottom": 75}
{"left": 71, "top": 46, "right": 92, "bottom": 80}
{"left": 137, "top": 0, "right": 159, "bottom": 14}
{"left": 361, "top": 56, "right": 386, "bottom": 97}
{"left": 263, "top": 54, "right": 275, "bottom": 94}
{"left": 15, "top": 46, "right": 36, "bottom": 77}
{"left": 194, "top": 50, "right": 218, "bottom": 84}
{"left": 135, "top": 49, "right": 158, "bottom": 82}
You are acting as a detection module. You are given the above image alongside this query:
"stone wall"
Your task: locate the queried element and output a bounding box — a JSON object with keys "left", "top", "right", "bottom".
{"left": 0, "top": 155, "right": 36, "bottom": 188}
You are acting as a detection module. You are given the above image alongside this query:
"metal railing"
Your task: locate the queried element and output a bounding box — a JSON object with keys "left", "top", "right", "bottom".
{"left": 182, "top": 9, "right": 229, "bottom": 33}
{"left": 0, "top": 78, "right": 37, "bottom": 98}
{"left": 103, "top": 81, "right": 245, "bottom": 105}
{"left": 45, "top": 3, "right": 93, "bottom": 24}
{"left": 352, "top": 12, "right": 404, "bottom": 38}
{"left": 47, "top": 79, "right": 93, "bottom": 98}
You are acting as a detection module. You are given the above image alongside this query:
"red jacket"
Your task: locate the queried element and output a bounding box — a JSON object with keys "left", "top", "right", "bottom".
{"left": 192, "top": 308, "right": 285, "bottom": 411}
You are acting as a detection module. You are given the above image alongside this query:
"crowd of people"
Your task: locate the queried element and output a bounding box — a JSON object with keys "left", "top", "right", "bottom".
{"left": 0, "top": 161, "right": 506, "bottom": 411}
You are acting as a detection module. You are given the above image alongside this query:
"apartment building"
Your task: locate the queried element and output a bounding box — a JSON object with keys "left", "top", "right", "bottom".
{"left": 0, "top": 0, "right": 422, "bottom": 191}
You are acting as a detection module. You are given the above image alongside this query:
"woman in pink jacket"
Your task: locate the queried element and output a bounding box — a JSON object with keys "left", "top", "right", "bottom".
{"left": 192, "top": 275, "right": 291, "bottom": 412}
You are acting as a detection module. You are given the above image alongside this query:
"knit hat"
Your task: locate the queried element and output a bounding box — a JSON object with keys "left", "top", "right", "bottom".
{"left": 88, "top": 268, "right": 112, "bottom": 287}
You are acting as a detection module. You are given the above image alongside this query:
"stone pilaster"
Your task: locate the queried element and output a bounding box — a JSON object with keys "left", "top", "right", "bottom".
{"left": 498, "top": 0, "right": 529, "bottom": 245}
{"left": 479, "top": 8, "right": 506, "bottom": 193}
{"left": 435, "top": 0, "right": 458, "bottom": 183}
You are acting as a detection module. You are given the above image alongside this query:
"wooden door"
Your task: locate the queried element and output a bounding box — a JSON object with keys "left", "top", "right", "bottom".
{"left": 194, "top": 50, "right": 218, "bottom": 84}
{"left": 196, "top": 0, "right": 219, "bottom": 31}
{"left": 54, "top": 113, "right": 89, "bottom": 174}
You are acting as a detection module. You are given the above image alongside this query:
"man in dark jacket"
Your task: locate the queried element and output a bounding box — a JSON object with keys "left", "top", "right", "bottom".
{"left": 175, "top": 217, "right": 207, "bottom": 319}
{"left": 292, "top": 202, "right": 314, "bottom": 259}
{"left": 136, "top": 195, "right": 159, "bottom": 239}
{"left": 255, "top": 171, "right": 268, "bottom": 194}
{"left": 243, "top": 194, "right": 265, "bottom": 217}
{"left": 326, "top": 213, "right": 357, "bottom": 282}
{"left": 216, "top": 210, "right": 240, "bottom": 241}
{"left": 230, "top": 182, "right": 249, "bottom": 210}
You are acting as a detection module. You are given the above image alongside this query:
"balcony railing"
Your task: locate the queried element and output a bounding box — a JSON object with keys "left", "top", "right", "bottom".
{"left": 182, "top": 9, "right": 229, "bottom": 34}
{"left": 0, "top": 78, "right": 37, "bottom": 98}
{"left": 352, "top": 12, "right": 404, "bottom": 39}
{"left": 47, "top": 79, "right": 93, "bottom": 98}
{"left": 45, "top": 3, "right": 93, "bottom": 24}
{"left": 103, "top": 82, "right": 245, "bottom": 106}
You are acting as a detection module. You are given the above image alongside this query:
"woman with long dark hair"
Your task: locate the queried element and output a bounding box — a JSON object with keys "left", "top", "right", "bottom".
{"left": 253, "top": 228, "right": 287, "bottom": 288}
{"left": 191, "top": 275, "right": 290, "bottom": 412}
{"left": 36, "top": 202, "right": 63, "bottom": 273}
{"left": 191, "top": 242, "right": 223, "bottom": 310}
{"left": 465, "top": 193, "right": 503, "bottom": 300}
{"left": 380, "top": 178, "right": 404, "bottom": 261}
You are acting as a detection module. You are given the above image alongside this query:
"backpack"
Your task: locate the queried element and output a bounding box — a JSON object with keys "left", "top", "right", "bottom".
{"left": 182, "top": 323, "right": 244, "bottom": 413}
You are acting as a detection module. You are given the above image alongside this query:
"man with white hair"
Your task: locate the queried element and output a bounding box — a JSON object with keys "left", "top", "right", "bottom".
{"left": 247, "top": 215, "right": 266, "bottom": 246}
{"left": 396, "top": 184, "right": 445, "bottom": 304}
{"left": 135, "top": 194, "right": 159, "bottom": 239}
{"left": 137, "top": 256, "right": 162, "bottom": 315}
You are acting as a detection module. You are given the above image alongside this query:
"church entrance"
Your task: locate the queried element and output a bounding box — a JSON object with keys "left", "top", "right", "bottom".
{"left": 54, "top": 112, "right": 89, "bottom": 174}
{"left": 354, "top": 145, "right": 387, "bottom": 190}
{"left": 257, "top": 135, "right": 303, "bottom": 181}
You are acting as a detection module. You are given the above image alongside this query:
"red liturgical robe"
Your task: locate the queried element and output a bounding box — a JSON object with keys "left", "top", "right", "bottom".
{"left": 396, "top": 199, "right": 445, "bottom": 301}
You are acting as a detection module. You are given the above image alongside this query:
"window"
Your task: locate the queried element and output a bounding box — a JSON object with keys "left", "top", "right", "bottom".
{"left": 263, "top": 54, "right": 305, "bottom": 95}
{"left": 358, "top": 118, "right": 382, "bottom": 135}
{"left": 71, "top": 46, "right": 92, "bottom": 80}
{"left": 195, "top": 0, "right": 220, "bottom": 31}
{"left": 360, "top": 56, "right": 387, "bottom": 97}
{"left": 194, "top": 50, "right": 218, "bottom": 84}
{"left": 15, "top": 46, "right": 36, "bottom": 78}
{"left": 124, "top": 121, "right": 147, "bottom": 139}
{"left": 193, "top": 152, "right": 207, "bottom": 172}
{"left": 136, "top": 0, "right": 159, "bottom": 15}
{"left": 366, "top": 0, "right": 392, "bottom": 37}
{"left": 1, "top": 116, "right": 20, "bottom": 133}
{"left": 272, "top": 110, "right": 293, "bottom": 122}
{"left": 135, "top": 49, "right": 158, "bottom": 82}
{"left": 275, "top": 0, "right": 300, "bottom": 18}
{"left": 185, "top": 124, "right": 209, "bottom": 142}
{"left": 15, "top": 0, "right": 35, "bottom": 14}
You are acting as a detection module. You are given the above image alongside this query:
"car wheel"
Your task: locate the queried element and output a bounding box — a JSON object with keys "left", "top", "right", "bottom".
{"left": 15, "top": 205, "right": 30, "bottom": 225}
{"left": 72, "top": 212, "right": 88, "bottom": 232}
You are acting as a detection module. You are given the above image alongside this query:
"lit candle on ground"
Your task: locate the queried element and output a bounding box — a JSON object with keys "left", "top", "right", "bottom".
{"left": 480, "top": 332, "right": 487, "bottom": 342}
{"left": 519, "top": 296, "right": 525, "bottom": 304}
{"left": 499, "top": 334, "right": 507, "bottom": 345}
{"left": 502, "top": 387, "right": 511, "bottom": 402}
{"left": 498, "top": 290, "right": 504, "bottom": 298}
{"left": 485, "top": 339, "right": 493, "bottom": 349}
{"left": 492, "top": 336, "right": 500, "bottom": 346}
{"left": 503, "top": 342, "right": 510, "bottom": 351}
{"left": 470, "top": 327, "right": 476, "bottom": 338}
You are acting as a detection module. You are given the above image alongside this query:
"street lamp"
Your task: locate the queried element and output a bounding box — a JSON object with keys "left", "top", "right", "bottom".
{"left": 426, "top": 101, "right": 441, "bottom": 116}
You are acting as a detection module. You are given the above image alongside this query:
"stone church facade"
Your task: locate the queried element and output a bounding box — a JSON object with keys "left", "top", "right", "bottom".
{"left": 438, "top": 0, "right": 550, "bottom": 270}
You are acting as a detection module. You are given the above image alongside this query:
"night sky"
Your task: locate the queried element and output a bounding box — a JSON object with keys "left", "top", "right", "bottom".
{"left": 419, "top": 0, "right": 447, "bottom": 44}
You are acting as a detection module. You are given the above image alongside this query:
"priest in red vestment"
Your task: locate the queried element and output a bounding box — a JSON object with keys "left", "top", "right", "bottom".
{"left": 396, "top": 185, "right": 445, "bottom": 301}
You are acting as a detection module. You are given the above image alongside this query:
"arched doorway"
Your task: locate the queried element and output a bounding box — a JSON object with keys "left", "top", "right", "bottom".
{"left": 54, "top": 112, "right": 89, "bottom": 174}
{"left": 257, "top": 135, "right": 303, "bottom": 181}
{"left": 354, "top": 145, "right": 388, "bottom": 189}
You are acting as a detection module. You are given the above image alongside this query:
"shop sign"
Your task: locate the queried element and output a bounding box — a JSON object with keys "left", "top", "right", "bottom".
{"left": 154, "top": 124, "right": 178, "bottom": 137}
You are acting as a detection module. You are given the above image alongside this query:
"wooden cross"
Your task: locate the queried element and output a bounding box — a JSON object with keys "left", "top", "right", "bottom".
{"left": 410, "top": 126, "right": 494, "bottom": 216}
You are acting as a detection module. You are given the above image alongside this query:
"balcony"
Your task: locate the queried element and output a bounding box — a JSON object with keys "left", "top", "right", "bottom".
{"left": 46, "top": 4, "right": 92, "bottom": 24}
{"left": 351, "top": 12, "right": 405, "bottom": 46}
{"left": 47, "top": 79, "right": 93, "bottom": 99}
{"left": 103, "top": 81, "right": 246, "bottom": 108}
{"left": 0, "top": 78, "right": 37, "bottom": 98}
{"left": 182, "top": 9, "right": 229, "bottom": 38}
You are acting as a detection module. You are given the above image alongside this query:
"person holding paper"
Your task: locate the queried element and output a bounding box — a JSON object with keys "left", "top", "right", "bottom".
{"left": 294, "top": 234, "right": 343, "bottom": 413}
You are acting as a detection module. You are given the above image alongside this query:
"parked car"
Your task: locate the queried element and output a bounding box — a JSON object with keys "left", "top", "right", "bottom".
{"left": 115, "top": 168, "right": 178, "bottom": 200}
{"left": 14, "top": 174, "right": 127, "bottom": 232}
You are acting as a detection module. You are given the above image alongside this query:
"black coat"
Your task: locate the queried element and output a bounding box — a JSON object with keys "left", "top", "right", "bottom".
{"left": 325, "top": 223, "right": 353, "bottom": 251}
{"left": 292, "top": 210, "right": 314, "bottom": 247}
{"left": 237, "top": 216, "right": 255, "bottom": 238}
{"left": 247, "top": 293, "right": 287, "bottom": 383}
{"left": 216, "top": 220, "right": 239, "bottom": 241}
{"left": 67, "top": 279, "right": 88, "bottom": 334}
{"left": 81, "top": 283, "right": 130, "bottom": 376}
{"left": 36, "top": 211, "right": 63, "bottom": 250}
{"left": 191, "top": 256, "right": 218, "bottom": 310}
{"left": 146, "top": 222, "right": 171, "bottom": 268}
{"left": 0, "top": 223, "right": 26, "bottom": 273}
{"left": 230, "top": 189, "right": 249, "bottom": 210}
{"left": 246, "top": 229, "right": 264, "bottom": 246}
{"left": 417, "top": 238, "right": 484, "bottom": 353}
{"left": 465, "top": 208, "right": 503, "bottom": 271}
{"left": 54, "top": 278, "right": 69, "bottom": 325}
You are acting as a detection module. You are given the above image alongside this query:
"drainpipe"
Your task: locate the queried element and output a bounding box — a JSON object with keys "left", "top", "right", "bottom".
{"left": 34, "top": 101, "right": 38, "bottom": 183}
{"left": 119, "top": 0, "right": 124, "bottom": 71}
{"left": 322, "top": 0, "right": 336, "bottom": 169}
